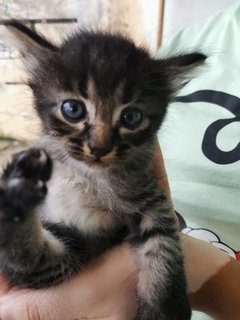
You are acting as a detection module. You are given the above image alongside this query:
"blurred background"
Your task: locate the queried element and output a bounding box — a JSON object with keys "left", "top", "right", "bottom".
{"left": 0, "top": 0, "right": 236, "bottom": 164}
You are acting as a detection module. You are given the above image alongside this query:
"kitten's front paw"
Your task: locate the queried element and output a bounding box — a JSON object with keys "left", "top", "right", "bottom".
{"left": 0, "top": 148, "right": 52, "bottom": 223}
{"left": 7, "top": 148, "right": 52, "bottom": 182}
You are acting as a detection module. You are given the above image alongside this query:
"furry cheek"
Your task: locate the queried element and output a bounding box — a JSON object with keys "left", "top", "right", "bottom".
{"left": 101, "top": 148, "right": 117, "bottom": 163}
{"left": 82, "top": 142, "right": 92, "bottom": 158}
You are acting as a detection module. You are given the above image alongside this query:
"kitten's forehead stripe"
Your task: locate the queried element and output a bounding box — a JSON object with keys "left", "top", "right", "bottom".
{"left": 61, "top": 32, "right": 150, "bottom": 102}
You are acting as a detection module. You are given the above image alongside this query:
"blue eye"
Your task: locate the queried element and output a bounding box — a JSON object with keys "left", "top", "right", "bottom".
{"left": 61, "top": 100, "right": 86, "bottom": 122}
{"left": 121, "top": 108, "right": 143, "bottom": 129}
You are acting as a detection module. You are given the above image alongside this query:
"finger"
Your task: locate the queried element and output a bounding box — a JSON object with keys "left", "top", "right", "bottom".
{"left": 0, "top": 276, "right": 12, "bottom": 295}
{"left": 153, "top": 139, "right": 171, "bottom": 198}
{"left": 152, "top": 140, "right": 178, "bottom": 224}
{"left": 0, "top": 290, "right": 58, "bottom": 320}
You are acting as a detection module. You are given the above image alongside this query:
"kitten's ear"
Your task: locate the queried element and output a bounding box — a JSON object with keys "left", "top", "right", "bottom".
{"left": 163, "top": 53, "right": 207, "bottom": 69}
{"left": 161, "top": 52, "right": 207, "bottom": 95}
{"left": 3, "top": 20, "right": 58, "bottom": 72}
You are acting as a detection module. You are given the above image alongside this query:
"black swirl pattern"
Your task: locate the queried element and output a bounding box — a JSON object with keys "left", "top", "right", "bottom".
{"left": 176, "top": 90, "right": 240, "bottom": 165}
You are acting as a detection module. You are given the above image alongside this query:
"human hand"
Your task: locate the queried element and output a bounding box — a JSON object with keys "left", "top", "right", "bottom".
{"left": 1, "top": 235, "right": 239, "bottom": 320}
{"left": 0, "top": 245, "right": 138, "bottom": 320}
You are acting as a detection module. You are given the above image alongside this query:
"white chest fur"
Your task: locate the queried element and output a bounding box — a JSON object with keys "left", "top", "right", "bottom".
{"left": 40, "top": 163, "right": 120, "bottom": 235}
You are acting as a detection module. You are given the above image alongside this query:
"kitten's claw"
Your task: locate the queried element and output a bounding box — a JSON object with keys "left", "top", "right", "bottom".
{"left": 0, "top": 148, "right": 52, "bottom": 223}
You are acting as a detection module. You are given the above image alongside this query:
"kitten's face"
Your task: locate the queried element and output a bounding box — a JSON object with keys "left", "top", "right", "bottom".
{"left": 5, "top": 22, "right": 206, "bottom": 169}
{"left": 41, "top": 82, "right": 157, "bottom": 168}
{"left": 31, "top": 33, "right": 171, "bottom": 168}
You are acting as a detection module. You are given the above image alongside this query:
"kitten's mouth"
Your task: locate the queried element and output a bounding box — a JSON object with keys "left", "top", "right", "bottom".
{"left": 69, "top": 151, "right": 113, "bottom": 168}
{"left": 69, "top": 147, "right": 120, "bottom": 168}
{"left": 84, "top": 147, "right": 118, "bottom": 168}
{"left": 84, "top": 156, "right": 114, "bottom": 168}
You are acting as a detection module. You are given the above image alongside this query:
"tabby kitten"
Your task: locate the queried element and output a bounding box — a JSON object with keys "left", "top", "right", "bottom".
{"left": 0, "top": 21, "right": 205, "bottom": 320}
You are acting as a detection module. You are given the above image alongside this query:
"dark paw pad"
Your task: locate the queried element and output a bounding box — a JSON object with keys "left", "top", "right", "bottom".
{"left": 0, "top": 148, "right": 52, "bottom": 223}
{"left": 8, "top": 148, "right": 52, "bottom": 182}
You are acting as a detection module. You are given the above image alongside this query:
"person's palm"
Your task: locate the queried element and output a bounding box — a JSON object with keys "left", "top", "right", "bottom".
{"left": 0, "top": 246, "right": 137, "bottom": 320}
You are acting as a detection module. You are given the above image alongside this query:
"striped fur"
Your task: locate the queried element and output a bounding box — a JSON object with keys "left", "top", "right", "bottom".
{"left": 0, "top": 21, "right": 206, "bottom": 319}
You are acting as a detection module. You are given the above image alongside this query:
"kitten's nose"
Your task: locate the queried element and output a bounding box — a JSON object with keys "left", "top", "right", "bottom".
{"left": 88, "top": 141, "right": 112, "bottom": 158}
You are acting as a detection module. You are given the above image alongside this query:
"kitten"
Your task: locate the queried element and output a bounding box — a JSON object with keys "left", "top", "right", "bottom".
{"left": 0, "top": 21, "right": 206, "bottom": 320}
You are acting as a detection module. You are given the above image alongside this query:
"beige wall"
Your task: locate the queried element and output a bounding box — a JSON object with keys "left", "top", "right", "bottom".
{"left": 161, "top": 0, "right": 237, "bottom": 45}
